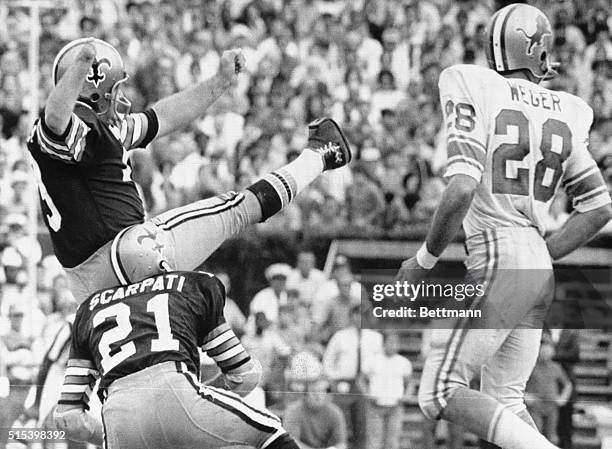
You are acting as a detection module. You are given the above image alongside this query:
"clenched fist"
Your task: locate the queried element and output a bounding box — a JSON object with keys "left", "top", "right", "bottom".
{"left": 77, "top": 38, "right": 96, "bottom": 64}
{"left": 219, "top": 48, "right": 245, "bottom": 86}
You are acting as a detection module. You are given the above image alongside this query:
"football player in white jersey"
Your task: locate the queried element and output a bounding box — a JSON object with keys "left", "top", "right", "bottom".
{"left": 397, "top": 4, "right": 612, "bottom": 449}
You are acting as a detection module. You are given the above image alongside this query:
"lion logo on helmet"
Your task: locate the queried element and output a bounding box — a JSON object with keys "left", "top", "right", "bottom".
{"left": 516, "top": 15, "right": 552, "bottom": 56}
{"left": 87, "top": 57, "right": 112, "bottom": 88}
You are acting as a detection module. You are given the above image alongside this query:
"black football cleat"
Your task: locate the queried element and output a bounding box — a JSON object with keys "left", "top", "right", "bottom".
{"left": 307, "top": 117, "right": 352, "bottom": 171}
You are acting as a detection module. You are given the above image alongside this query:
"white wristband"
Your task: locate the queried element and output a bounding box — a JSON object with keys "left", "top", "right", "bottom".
{"left": 416, "top": 243, "right": 438, "bottom": 269}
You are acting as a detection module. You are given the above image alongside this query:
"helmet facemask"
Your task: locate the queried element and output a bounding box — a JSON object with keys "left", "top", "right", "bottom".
{"left": 102, "top": 75, "right": 131, "bottom": 127}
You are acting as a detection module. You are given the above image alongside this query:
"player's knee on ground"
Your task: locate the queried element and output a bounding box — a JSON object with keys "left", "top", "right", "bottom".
{"left": 266, "top": 433, "right": 300, "bottom": 449}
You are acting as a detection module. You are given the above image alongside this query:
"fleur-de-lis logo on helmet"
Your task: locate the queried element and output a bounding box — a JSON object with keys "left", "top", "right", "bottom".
{"left": 87, "top": 57, "right": 112, "bottom": 88}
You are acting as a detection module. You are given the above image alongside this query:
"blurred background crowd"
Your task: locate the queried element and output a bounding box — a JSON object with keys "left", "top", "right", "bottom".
{"left": 0, "top": 0, "right": 611, "bottom": 447}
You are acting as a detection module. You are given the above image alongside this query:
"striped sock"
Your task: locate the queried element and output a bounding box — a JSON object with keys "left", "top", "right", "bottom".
{"left": 246, "top": 149, "right": 323, "bottom": 221}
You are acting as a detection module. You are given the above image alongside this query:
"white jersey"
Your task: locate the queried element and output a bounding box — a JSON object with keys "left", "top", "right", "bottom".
{"left": 440, "top": 64, "right": 611, "bottom": 237}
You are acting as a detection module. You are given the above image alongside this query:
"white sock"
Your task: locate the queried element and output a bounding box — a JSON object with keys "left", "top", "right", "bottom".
{"left": 489, "top": 405, "right": 559, "bottom": 449}
{"left": 280, "top": 148, "right": 324, "bottom": 193}
{"left": 246, "top": 149, "right": 323, "bottom": 221}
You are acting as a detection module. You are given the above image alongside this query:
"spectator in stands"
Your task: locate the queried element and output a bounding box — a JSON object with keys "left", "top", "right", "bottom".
{"left": 323, "top": 305, "right": 383, "bottom": 449}
{"left": 315, "top": 261, "right": 364, "bottom": 345}
{"left": 286, "top": 249, "right": 325, "bottom": 306}
{"left": 363, "top": 332, "right": 413, "bottom": 449}
{"left": 0, "top": 302, "right": 38, "bottom": 446}
{"left": 345, "top": 163, "right": 386, "bottom": 233}
{"left": 552, "top": 328, "right": 581, "bottom": 449}
{"left": 284, "top": 351, "right": 347, "bottom": 449}
{"left": 248, "top": 263, "right": 291, "bottom": 327}
{"left": 526, "top": 333, "right": 573, "bottom": 443}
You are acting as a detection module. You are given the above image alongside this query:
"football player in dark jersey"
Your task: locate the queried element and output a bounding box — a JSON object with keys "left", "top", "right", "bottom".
{"left": 29, "top": 38, "right": 351, "bottom": 301}
{"left": 53, "top": 229, "right": 301, "bottom": 449}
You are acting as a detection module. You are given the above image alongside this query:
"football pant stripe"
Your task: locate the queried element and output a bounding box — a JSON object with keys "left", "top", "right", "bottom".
{"left": 158, "top": 192, "right": 245, "bottom": 230}
{"left": 431, "top": 229, "right": 498, "bottom": 415}
{"left": 178, "top": 361, "right": 280, "bottom": 423}
{"left": 110, "top": 226, "right": 132, "bottom": 285}
{"left": 177, "top": 363, "right": 280, "bottom": 433}
{"left": 206, "top": 381, "right": 282, "bottom": 424}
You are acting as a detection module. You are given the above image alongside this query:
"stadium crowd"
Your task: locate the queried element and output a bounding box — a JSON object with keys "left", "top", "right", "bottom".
{"left": 0, "top": 0, "right": 610, "bottom": 447}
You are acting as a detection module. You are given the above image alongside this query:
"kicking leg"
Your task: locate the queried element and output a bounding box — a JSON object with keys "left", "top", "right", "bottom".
{"left": 152, "top": 118, "right": 351, "bottom": 271}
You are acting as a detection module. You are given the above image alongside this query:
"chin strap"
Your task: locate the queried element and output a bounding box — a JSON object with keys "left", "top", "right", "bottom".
{"left": 533, "top": 60, "right": 560, "bottom": 83}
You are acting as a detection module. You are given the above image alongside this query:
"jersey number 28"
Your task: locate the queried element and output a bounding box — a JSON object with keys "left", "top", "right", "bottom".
{"left": 93, "top": 293, "right": 179, "bottom": 374}
{"left": 492, "top": 109, "right": 572, "bottom": 202}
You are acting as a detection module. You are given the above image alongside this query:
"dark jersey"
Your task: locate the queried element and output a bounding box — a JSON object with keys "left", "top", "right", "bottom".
{"left": 26, "top": 103, "right": 159, "bottom": 267}
{"left": 69, "top": 271, "right": 226, "bottom": 397}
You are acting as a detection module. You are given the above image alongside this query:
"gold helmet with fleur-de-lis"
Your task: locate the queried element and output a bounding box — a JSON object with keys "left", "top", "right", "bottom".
{"left": 52, "top": 38, "right": 131, "bottom": 121}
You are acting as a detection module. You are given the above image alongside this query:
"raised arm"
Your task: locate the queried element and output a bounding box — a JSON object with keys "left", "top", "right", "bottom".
{"left": 152, "top": 49, "right": 245, "bottom": 138}
{"left": 45, "top": 40, "right": 96, "bottom": 135}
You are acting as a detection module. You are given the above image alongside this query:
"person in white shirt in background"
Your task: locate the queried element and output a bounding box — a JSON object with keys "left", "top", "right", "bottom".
{"left": 286, "top": 250, "right": 325, "bottom": 306}
{"left": 362, "top": 332, "right": 413, "bottom": 449}
{"left": 313, "top": 256, "right": 363, "bottom": 325}
{"left": 322, "top": 305, "right": 383, "bottom": 449}
{"left": 0, "top": 303, "right": 40, "bottom": 447}
{"left": 249, "top": 263, "right": 292, "bottom": 327}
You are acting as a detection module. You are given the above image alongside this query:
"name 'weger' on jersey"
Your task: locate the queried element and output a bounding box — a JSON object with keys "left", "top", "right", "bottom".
{"left": 508, "top": 81, "right": 561, "bottom": 111}
{"left": 88, "top": 273, "right": 187, "bottom": 311}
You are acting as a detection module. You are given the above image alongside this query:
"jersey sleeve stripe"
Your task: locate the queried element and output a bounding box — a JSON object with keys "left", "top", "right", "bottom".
{"left": 444, "top": 162, "right": 483, "bottom": 182}
{"left": 61, "top": 384, "right": 90, "bottom": 394}
{"left": 566, "top": 171, "right": 607, "bottom": 199}
{"left": 207, "top": 339, "right": 240, "bottom": 358}
{"left": 563, "top": 166, "right": 596, "bottom": 186}
{"left": 202, "top": 330, "right": 233, "bottom": 351}
{"left": 573, "top": 191, "right": 612, "bottom": 213}
{"left": 447, "top": 141, "right": 486, "bottom": 165}
{"left": 447, "top": 155, "right": 484, "bottom": 172}
{"left": 58, "top": 393, "right": 84, "bottom": 403}
{"left": 221, "top": 354, "right": 251, "bottom": 372}
{"left": 37, "top": 124, "right": 72, "bottom": 154}
{"left": 65, "top": 116, "right": 87, "bottom": 150}
{"left": 216, "top": 352, "right": 251, "bottom": 372}
{"left": 122, "top": 116, "right": 135, "bottom": 149}
{"left": 203, "top": 323, "right": 232, "bottom": 346}
{"left": 67, "top": 358, "right": 97, "bottom": 370}
{"left": 132, "top": 114, "right": 143, "bottom": 144}
{"left": 212, "top": 342, "right": 247, "bottom": 362}
{"left": 64, "top": 375, "right": 94, "bottom": 385}
{"left": 574, "top": 185, "right": 609, "bottom": 203}
{"left": 446, "top": 133, "right": 487, "bottom": 153}
{"left": 65, "top": 367, "right": 98, "bottom": 378}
